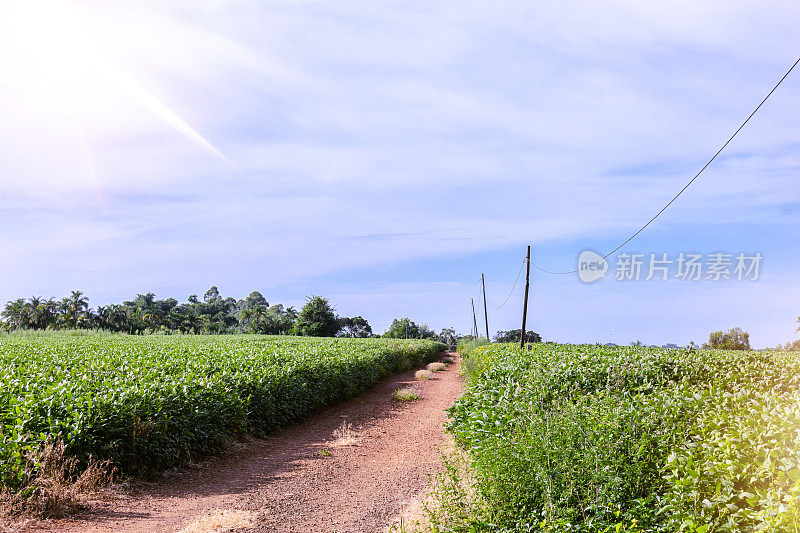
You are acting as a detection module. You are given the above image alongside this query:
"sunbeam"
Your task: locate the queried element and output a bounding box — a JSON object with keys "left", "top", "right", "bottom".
{"left": 1, "top": 0, "right": 232, "bottom": 171}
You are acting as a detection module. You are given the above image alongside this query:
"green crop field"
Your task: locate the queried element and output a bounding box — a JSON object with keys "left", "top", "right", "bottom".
{"left": 440, "top": 342, "right": 800, "bottom": 532}
{"left": 0, "top": 334, "right": 444, "bottom": 489}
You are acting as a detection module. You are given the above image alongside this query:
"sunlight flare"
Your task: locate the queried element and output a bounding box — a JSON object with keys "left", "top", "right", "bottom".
{"left": 1, "top": 0, "right": 231, "bottom": 166}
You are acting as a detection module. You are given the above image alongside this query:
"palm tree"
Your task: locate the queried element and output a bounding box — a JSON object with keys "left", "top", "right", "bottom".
{"left": 65, "top": 290, "right": 89, "bottom": 328}
{"left": 26, "top": 297, "right": 57, "bottom": 329}
{"left": 1, "top": 298, "right": 28, "bottom": 329}
{"left": 242, "top": 305, "right": 268, "bottom": 333}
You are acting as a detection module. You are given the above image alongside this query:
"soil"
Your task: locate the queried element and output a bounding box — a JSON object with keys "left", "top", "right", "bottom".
{"left": 10, "top": 353, "right": 462, "bottom": 533}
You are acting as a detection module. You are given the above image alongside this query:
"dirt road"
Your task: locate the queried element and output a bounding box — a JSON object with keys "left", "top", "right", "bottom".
{"left": 16, "top": 353, "right": 462, "bottom": 533}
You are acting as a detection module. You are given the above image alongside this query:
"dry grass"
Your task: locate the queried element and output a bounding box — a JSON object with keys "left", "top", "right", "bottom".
{"left": 393, "top": 388, "right": 421, "bottom": 402}
{"left": 414, "top": 369, "right": 434, "bottom": 380}
{"left": 426, "top": 362, "right": 446, "bottom": 372}
{"left": 332, "top": 420, "right": 358, "bottom": 446}
{"left": 384, "top": 492, "right": 432, "bottom": 533}
{"left": 178, "top": 509, "right": 255, "bottom": 533}
{"left": 441, "top": 355, "right": 455, "bottom": 365}
{"left": 0, "top": 439, "right": 115, "bottom": 521}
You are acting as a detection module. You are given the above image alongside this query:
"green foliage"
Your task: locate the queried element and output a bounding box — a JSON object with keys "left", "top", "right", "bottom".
{"left": 293, "top": 296, "right": 340, "bottom": 337}
{"left": 441, "top": 343, "right": 800, "bottom": 532}
{"left": 493, "top": 329, "right": 542, "bottom": 344}
{"left": 2, "top": 288, "right": 312, "bottom": 337}
{"left": 384, "top": 318, "right": 435, "bottom": 339}
{"left": 703, "top": 327, "right": 751, "bottom": 351}
{"left": 456, "top": 336, "right": 489, "bottom": 356}
{"left": 337, "top": 316, "right": 373, "bottom": 338}
{"left": 437, "top": 327, "right": 459, "bottom": 349}
{"left": 0, "top": 334, "right": 444, "bottom": 490}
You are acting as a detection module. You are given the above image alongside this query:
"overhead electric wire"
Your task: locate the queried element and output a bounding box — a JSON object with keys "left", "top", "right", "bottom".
{"left": 489, "top": 257, "right": 527, "bottom": 309}
{"left": 531, "top": 57, "right": 800, "bottom": 276}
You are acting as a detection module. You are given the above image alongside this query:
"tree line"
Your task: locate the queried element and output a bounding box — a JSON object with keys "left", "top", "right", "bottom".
{"left": 0, "top": 287, "right": 461, "bottom": 346}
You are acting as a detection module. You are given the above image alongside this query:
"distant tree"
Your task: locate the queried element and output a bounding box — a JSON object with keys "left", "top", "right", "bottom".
{"left": 494, "top": 329, "right": 542, "bottom": 344}
{"left": 59, "top": 290, "right": 89, "bottom": 328}
{"left": 435, "top": 327, "right": 459, "bottom": 349}
{"left": 337, "top": 316, "right": 373, "bottom": 338}
{"left": 269, "top": 304, "right": 298, "bottom": 335}
{"left": 630, "top": 340, "right": 644, "bottom": 347}
{"left": 293, "top": 296, "right": 340, "bottom": 337}
{"left": 773, "top": 316, "right": 800, "bottom": 350}
{"left": 203, "top": 286, "right": 221, "bottom": 303}
{"left": 383, "top": 318, "right": 435, "bottom": 339}
{"left": 237, "top": 291, "right": 270, "bottom": 331}
{"left": 244, "top": 291, "right": 267, "bottom": 308}
{"left": 780, "top": 340, "right": 800, "bottom": 351}
{"left": 703, "top": 327, "right": 751, "bottom": 351}
{"left": 2, "top": 298, "right": 28, "bottom": 329}
{"left": 26, "top": 297, "right": 58, "bottom": 329}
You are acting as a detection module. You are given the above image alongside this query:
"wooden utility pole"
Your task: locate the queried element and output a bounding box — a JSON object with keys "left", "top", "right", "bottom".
{"left": 471, "top": 298, "right": 479, "bottom": 338}
{"left": 520, "top": 245, "right": 531, "bottom": 349}
{"left": 481, "top": 273, "right": 490, "bottom": 340}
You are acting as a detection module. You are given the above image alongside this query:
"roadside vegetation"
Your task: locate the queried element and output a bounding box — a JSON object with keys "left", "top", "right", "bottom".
{"left": 0, "top": 334, "right": 444, "bottom": 502}
{"left": 430, "top": 342, "right": 800, "bottom": 532}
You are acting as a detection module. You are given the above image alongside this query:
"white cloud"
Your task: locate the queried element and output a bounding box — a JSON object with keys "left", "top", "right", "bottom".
{"left": 1, "top": 0, "right": 799, "bottom": 344}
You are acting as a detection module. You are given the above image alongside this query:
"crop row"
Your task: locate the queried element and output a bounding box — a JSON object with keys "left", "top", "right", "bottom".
{"left": 443, "top": 343, "right": 800, "bottom": 532}
{"left": 0, "top": 335, "right": 444, "bottom": 488}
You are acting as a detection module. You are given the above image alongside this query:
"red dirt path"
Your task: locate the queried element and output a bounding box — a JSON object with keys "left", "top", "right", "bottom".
{"left": 12, "top": 353, "right": 462, "bottom": 533}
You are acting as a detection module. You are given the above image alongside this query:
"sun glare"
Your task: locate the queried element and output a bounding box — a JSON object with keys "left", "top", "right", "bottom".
{"left": 1, "top": 0, "right": 229, "bottom": 164}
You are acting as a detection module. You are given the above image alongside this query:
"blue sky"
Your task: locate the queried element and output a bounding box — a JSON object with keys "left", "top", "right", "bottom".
{"left": 0, "top": 1, "right": 799, "bottom": 347}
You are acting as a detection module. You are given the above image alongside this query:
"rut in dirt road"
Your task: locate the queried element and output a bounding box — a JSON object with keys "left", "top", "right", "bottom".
{"left": 18, "top": 352, "right": 463, "bottom": 533}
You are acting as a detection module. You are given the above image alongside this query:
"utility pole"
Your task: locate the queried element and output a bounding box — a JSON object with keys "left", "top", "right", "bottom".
{"left": 520, "top": 245, "right": 531, "bottom": 349}
{"left": 481, "top": 273, "right": 490, "bottom": 341}
{"left": 471, "top": 298, "right": 479, "bottom": 338}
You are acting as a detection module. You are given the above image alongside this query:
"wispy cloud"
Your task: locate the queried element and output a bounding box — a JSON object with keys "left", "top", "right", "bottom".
{"left": 0, "top": 1, "right": 798, "bottom": 344}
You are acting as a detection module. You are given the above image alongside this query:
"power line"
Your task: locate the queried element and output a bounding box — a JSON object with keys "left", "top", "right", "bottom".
{"left": 488, "top": 257, "right": 527, "bottom": 309}
{"left": 531, "top": 57, "right": 800, "bottom": 276}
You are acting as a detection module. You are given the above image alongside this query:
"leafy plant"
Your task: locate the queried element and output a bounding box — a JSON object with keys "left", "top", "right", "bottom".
{"left": 440, "top": 343, "right": 800, "bottom": 531}
{"left": 0, "top": 335, "right": 444, "bottom": 491}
